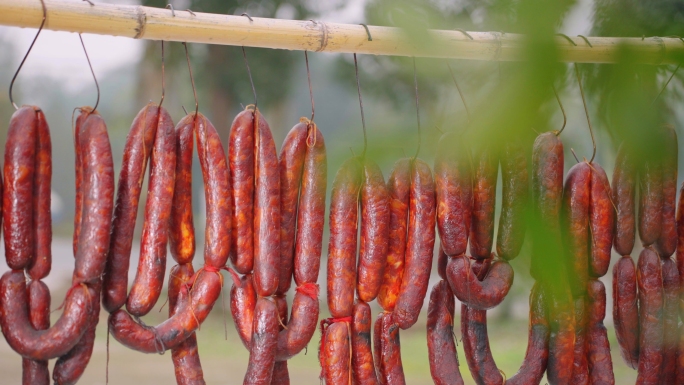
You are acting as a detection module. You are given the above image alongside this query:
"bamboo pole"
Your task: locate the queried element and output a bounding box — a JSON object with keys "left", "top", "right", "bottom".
{"left": 0, "top": 0, "right": 683, "bottom": 64}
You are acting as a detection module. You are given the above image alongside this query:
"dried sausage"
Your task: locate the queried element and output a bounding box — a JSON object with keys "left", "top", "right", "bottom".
{"left": 676, "top": 325, "right": 684, "bottom": 384}
{"left": 293, "top": 122, "right": 327, "bottom": 286}
{"left": 434, "top": 132, "right": 472, "bottom": 257}
{"left": 461, "top": 304, "right": 503, "bottom": 385}
{"left": 169, "top": 112, "right": 196, "bottom": 265}
{"left": 327, "top": 157, "right": 362, "bottom": 318}
{"left": 660, "top": 257, "right": 679, "bottom": 384}
{"left": 470, "top": 146, "right": 497, "bottom": 259}
{"left": 497, "top": 139, "right": 529, "bottom": 261}
{"left": 446, "top": 256, "right": 513, "bottom": 310}
{"left": 655, "top": 125, "right": 677, "bottom": 257}
{"left": 394, "top": 159, "right": 435, "bottom": 329}
{"left": 437, "top": 244, "right": 447, "bottom": 281}
{"left": 570, "top": 297, "right": 589, "bottom": 385}
{"left": 377, "top": 312, "right": 406, "bottom": 385}
{"left": 378, "top": 158, "right": 410, "bottom": 311}
{"left": 102, "top": 103, "right": 158, "bottom": 312}
{"left": 585, "top": 279, "right": 615, "bottom": 385}
{"left": 320, "top": 321, "right": 351, "bottom": 385}
{"left": 127, "top": 106, "right": 176, "bottom": 316}
{"left": 373, "top": 313, "right": 384, "bottom": 385}
{"left": 426, "top": 280, "right": 464, "bottom": 385}
{"left": 243, "top": 298, "right": 278, "bottom": 385}
{"left": 638, "top": 160, "right": 663, "bottom": 247}
{"left": 588, "top": 162, "right": 614, "bottom": 278}
{"left": 351, "top": 301, "right": 379, "bottom": 385}
{"left": 612, "top": 255, "right": 639, "bottom": 369}
{"left": 275, "top": 283, "right": 319, "bottom": 361}
{"left": 612, "top": 144, "right": 636, "bottom": 255}
{"left": 562, "top": 162, "right": 591, "bottom": 297}
{"left": 230, "top": 271, "right": 257, "bottom": 349}
{"left": 546, "top": 283, "right": 576, "bottom": 385}
{"left": 357, "top": 159, "right": 390, "bottom": 302}
{"left": 229, "top": 109, "right": 255, "bottom": 274}
{"left": 636, "top": 247, "right": 664, "bottom": 385}
{"left": 28, "top": 111, "right": 52, "bottom": 280}
{"left": 22, "top": 280, "right": 50, "bottom": 385}
{"left": 678, "top": 179, "right": 684, "bottom": 320}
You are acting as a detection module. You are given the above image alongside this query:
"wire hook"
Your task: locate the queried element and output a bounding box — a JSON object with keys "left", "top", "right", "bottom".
{"left": 241, "top": 46, "right": 258, "bottom": 110}
{"left": 552, "top": 85, "right": 566, "bottom": 135}
{"left": 446, "top": 62, "right": 471, "bottom": 123}
{"left": 79, "top": 34, "right": 100, "bottom": 111}
{"left": 359, "top": 24, "right": 372, "bottom": 41}
{"left": 182, "top": 42, "right": 199, "bottom": 118}
{"left": 574, "top": 63, "right": 596, "bottom": 163}
{"left": 652, "top": 64, "right": 681, "bottom": 105}
{"left": 353, "top": 53, "right": 368, "bottom": 158}
{"left": 304, "top": 51, "right": 315, "bottom": 123}
{"left": 166, "top": 4, "right": 175, "bottom": 16}
{"left": 412, "top": 57, "right": 421, "bottom": 160}
{"left": 555, "top": 33, "right": 577, "bottom": 46}
{"left": 158, "top": 41, "right": 166, "bottom": 108}
{"left": 9, "top": 0, "right": 47, "bottom": 109}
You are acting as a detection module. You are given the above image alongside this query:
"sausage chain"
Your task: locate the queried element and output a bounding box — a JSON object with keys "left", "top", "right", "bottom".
{"left": 0, "top": 106, "right": 114, "bottom": 385}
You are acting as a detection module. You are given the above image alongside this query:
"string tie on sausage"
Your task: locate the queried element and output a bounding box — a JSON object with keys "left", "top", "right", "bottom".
{"left": 54, "top": 282, "right": 90, "bottom": 313}
{"left": 296, "top": 282, "right": 319, "bottom": 300}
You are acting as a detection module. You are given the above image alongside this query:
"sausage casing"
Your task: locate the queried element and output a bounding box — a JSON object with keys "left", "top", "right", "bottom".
{"left": 497, "top": 139, "right": 529, "bottom": 261}
{"left": 585, "top": 279, "right": 615, "bottom": 385}
{"left": 612, "top": 255, "right": 639, "bottom": 369}
{"left": 320, "top": 321, "right": 351, "bottom": 385}
{"left": 470, "top": 146, "right": 498, "bottom": 259}
{"left": 655, "top": 125, "right": 677, "bottom": 257}
{"left": 660, "top": 257, "right": 679, "bottom": 384}
{"left": 588, "top": 162, "right": 614, "bottom": 278}
{"left": 351, "top": 301, "right": 379, "bottom": 385}
{"left": 22, "top": 280, "right": 50, "bottom": 385}
{"left": 562, "top": 162, "right": 591, "bottom": 297}
{"left": 243, "top": 298, "right": 278, "bottom": 385}
{"left": 612, "top": 144, "right": 636, "bottom": 255}
{"left": 636, "top": 248, "right": 664, "bottom": 385}
{"left": 426, "top": 280, "right": 464, "bottom": 385}
{"left": 169, "top": 112, "right": 196, "bottom": 265}
{"left": 28, "top": 111, "right": 52, "bottom": 280}
{"left": 446, "top": 256, "right": 513, "bottom": 310}
{"left": 638, "top": 159, "right": 663, "bottom": 247}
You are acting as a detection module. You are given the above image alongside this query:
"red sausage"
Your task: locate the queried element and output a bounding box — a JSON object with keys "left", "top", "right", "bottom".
{"left": 434, "top": 132, "right": 472, "bottom": 257}
{"left": 497, "top": 139, "right": 529, "bottom": 261}
{"left": 4, "top": 106, "right": 37, "bottom": 270}
{"left": 272, "top": 296, "right": 289, "bottom": 385}
{"left": 22, "top": 280, "right": 50, "bottom": 385}
{"left": 373, "top": 313, "right": 385, "bottom": 385}
{"left": 229, "top": 109, "right": 255, "bottom": 274}
{"left": 72, "top": 110, "right": 115, "bottom": 285}
{"left": 426, "top": 280, "right": 465, "bottom": 385}
{"left": 195, "top": 113, "right": 231, "bottom": 268}
{"left": 638, "top": 159, "right": 663, "bottom": 246}
{"left": 230, "top": 271, "right": 257, "bottom": 349}
{"left": 677, "top": 180, "right": 684, "bottom": 320}
{"left": 588, "top": 162, "right": 614, "bottom": 278}
{"left": 446, "top": 256, "right": 513, "bottom": 310}
{"left": 655, "top": 125, "right": 677, "bottom": 257}
{"left": 253, "top": 110, "right": 281, "bottom": 297}
{"left": 470, "top": 145, "right": 498, "bottom": 259}
{"left": 102, "top": 103, "right": 158, "bottom": 312}
{"left": 243, "top": 298, "right": 278, "bottom": 385}
{"left": 378, "top": 158, "right": 410, "bottom": 312}
{"left": 351, "top": 301, "right": 380, "bottom": 385}
{"left": 636, "top": 247, "right": 664, "bottom": 385}
{"left": 293, "top": 122, "right": 327, "bottom": 286}
{"left": 278, "top": 120, "right": 307, "bottom": 294}
{"left": 586, "top": 279, "right": 615, "bottom": 385}
{"left": 0, "top": 270, "right": 93, "bottom": 360}
{"left": 437, "top": 245, "right": 448, "bottom": 281}
{"left": 73, "top": 110, "right": 83, "bottom": 257}
{"left": 660, "top": 257, "right": 679, "bottom": 384}
{"left": 28, "top": 110, "right": 52, "bottom": 280}
{"left": 612, "top": 255, "right": 639, "bottom": 369}
{"left": 169, "top": 112, "right": 196, "bottom": 265}
{"left": 377, "top": 313, "right": 406, "bottom": 385}
{"left": 546, "top": 283, "right": 576, "bottom": 385}
{"left": 357, "top": 159, "right": 390, "bottom": 302}
{"left": 612, "top": 143, "right": 637, "bottom": 255}
{"left": 570, "top": 297, "right": 589, "bottom": 385}
{"left": 393, "top": 159, "right": 435, "bottom": 329}
{"left": 275, "top": 283, "right": 319, "bottom": 361}
{"left": 127, "top": 106, "right": 176, "bottom": 317}
{"left": 320, "top": 321, "right": 351, "bottom": 385}
{"left": 327, "top": 158, "right": 362, "bottom": 318}
{"left": 461, "top": 304, "right": 503, "bottom": 385}
{"left": 562, "top": 162, "right": 591, "bottom": 297}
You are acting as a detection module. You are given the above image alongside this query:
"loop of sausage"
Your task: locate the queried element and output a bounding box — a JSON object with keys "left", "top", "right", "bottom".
{"left": 378, "top": 159, "right": 410, "bottom": 311}
{"left": 229, "top": 109, "right": 255, "bottom": 274}
{"left": 327, "top": 158, "right": 362, "bottom": 318}
{"left": 562, "top": 162, "right": 591, "bottom": 298}
{"left": 230, "top": 271, "right": 257, "bottom": 349}
{"left": 278, "top": 121, "right": 308, "bottom": 294}
{"left": 470, "top": 146, "right": 498, "bottom": 260}
{"left": 109, "top": 270, "right": 222, "bottom": 353}
{"left": 293, "top": 122, "right": 327, "bottom": 287}
{"left": 169, "top": 113, "right": 196, "bottom": 265}
{"left": 612, "top": 144, "right": 636, "bottom": 255}
{"left": 434, "top": 132, "right": 472, "bottom": 257}
{"left": 4, "top": 106, "right": 38, "bottom": 270}
{"left": 357, "top": 159, "right": 390, "bottom": 302}
{"left": 497, "top": 140, "right": 529, "bottom": 261}
{"left": 569, "top": 296, "right": 589, "bottom": 384}
{"left": 0, "top": 270, "right": 94, "bottom": 360}
{"left": 253, "top": 110, "right": 281, "bottom": 297}
{"left": 102, "top": 103, "right": 159, "bottom": 312}
{"left": 243, "top": 298, "right": 279, "bottom": 385}
{"left": 22, "top": 280, "right": 50, "bottom": 385}
{"left": 612, "top": 255, "right": 639, "bottom": 369}
{"left": 319, "top": 321, "right": 351, "bottom": 384}
{"left": 660, "top": 257, "right": 679, "bottom": 384}
{"left": 461, "top": 304, "right": 503, "bottom": 385}
{"left": 351, "top": 301, "right": 380, "bottom": 385}
{"left": 127, "top": 106, "right": 176, "bottom": 317}
{"left": 426, "top": 280, "right": 465, "bottom": 385}
{"left": 393, "top": 159, "right": 435, "bottom": 329}
{"left": 636, "top": 247, "right": 664, "bottom": 385}
{"left": 655, "top": 125, "right": 677, "bottom": 257}
{"left": 446, "top": 256, "right": 513, "bottom": 310}
{"left": 28, "top": 110, "right": 52, "bottom": 280}
{"left": 169, "top": 264, "right": 205, "bottom": 385}
{"left": 274, "top": 283, "right": 319, "bottom": 361}
{"left": 375, "top": 312, "right": 406, "bottom": 385}
{"left": 588, "top": 162, "right": 614, "bottom": 278}
{"left": 195, "top": 113, "right": 231, "bottom": 268}
{"left": 585, "top": 279, "right": 615, "bottom": 385}
{"left": 638, "top": 159, "right": 663, "bottom": 247}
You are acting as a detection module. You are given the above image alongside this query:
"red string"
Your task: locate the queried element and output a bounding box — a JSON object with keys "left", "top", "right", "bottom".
{"left": 296, "top": 282, "right": 319, "bottom": 300}
{"left": 54, "top": 282, "right": 89, "bottom": 312}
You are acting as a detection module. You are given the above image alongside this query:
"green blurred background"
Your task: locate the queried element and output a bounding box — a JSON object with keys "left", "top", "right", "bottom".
{"left": 1, "top": 0, "right": 684, "bottom": 383}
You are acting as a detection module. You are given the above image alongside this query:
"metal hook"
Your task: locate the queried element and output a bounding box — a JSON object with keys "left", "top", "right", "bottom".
{"left": 82, "top": 0, "right": 94, "bottom": 5}
{"left": 185, "top": 9, "right": 195, "bottom": 16}
{"left": 79, "top": 34, "right": 100, "bottom": 111}
{"left": 182, "top": 42, "right": 199, "bottom": 118}
{"left": 577, "top": 35, "right": 593, "bottom": 48}
{"left": 360, "top": 24, "right": 372, "bottom": 41}
{"left": 241, "top": 13, "right": 253, "bottom": 22}
{"left": 9, "top": 0, "right": 47, "bottom": 109}
{"left": 446, "top": 62, "right": 471, "bottom": 123}
{"left": 158, "top": 41, "right": 165, "bottom": 109}
{"left": 552, "top": 85, "right": 566, "bottom": 135}
{"left": 304, "top": 51, "right": 315, "bottom": 123}
{"left": 412, "top": 57, "right": 421, "bottom": 160}
{"left": 652, "top": 64, "right": 681, "bottom": 105}
{"left": 166, "top": 4, "right": 175, "bottom": 16}
{"left": 574, "top": 63, "right": 596, "bottom": 163}
{"left": 555, "top": 33, "right": 577, "bottom": 46}
{"left": 454, "top": 28, "right": 474, "bottom": 40}
{"left": 353, "top": 53, "right": 368, "bottom": 158}
{"left": 241, "top": 46, "right": 258, "bottom": 110}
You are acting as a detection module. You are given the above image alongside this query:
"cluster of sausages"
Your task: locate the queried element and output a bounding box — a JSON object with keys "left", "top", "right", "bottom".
{"left": 0, "top": 105, "right": 114, "bottom": 385}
